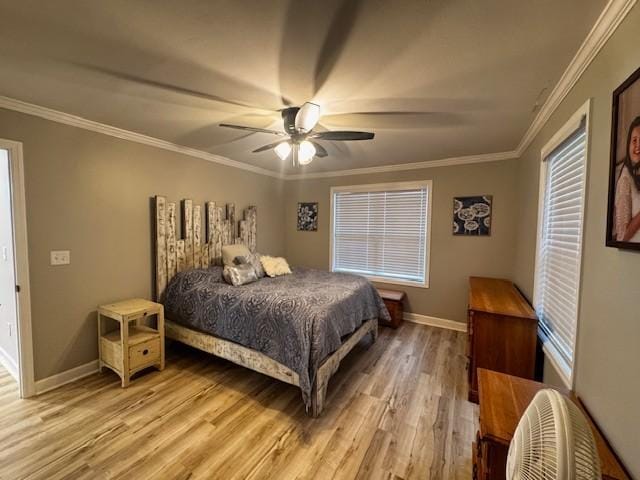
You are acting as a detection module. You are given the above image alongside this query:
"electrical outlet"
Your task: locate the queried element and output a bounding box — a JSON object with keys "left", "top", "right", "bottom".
{"left": 50, "top": 250, "right": 71, "bottom": 265}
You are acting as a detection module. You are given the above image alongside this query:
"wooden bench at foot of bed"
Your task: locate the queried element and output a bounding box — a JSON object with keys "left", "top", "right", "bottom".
{"left": 165, "top": 318, "right": 378, "bottom": 417}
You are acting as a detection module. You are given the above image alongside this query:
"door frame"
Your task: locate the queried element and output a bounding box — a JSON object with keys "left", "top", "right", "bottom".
{"left": 0, "top": 138, "right": 35, "bottom": 397}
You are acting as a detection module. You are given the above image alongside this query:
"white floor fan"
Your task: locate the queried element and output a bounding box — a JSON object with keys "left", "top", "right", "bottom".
{"left": 506, "top": 389, "right": 601, "bottom": 480}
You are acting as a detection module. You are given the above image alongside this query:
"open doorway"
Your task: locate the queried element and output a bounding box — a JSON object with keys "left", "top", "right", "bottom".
{"left": 0, "top": 147, "right": 19, "bottom": 390}
{"left": 0, "top": 139, "right": 34, "bottom": 398}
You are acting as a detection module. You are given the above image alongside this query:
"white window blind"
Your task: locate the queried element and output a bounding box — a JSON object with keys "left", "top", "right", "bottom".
{"left": 332, "top": 183, "right": 430, "bottom": 286}
{"left": 534, "top": 122, "right": 587, "bottom": 376}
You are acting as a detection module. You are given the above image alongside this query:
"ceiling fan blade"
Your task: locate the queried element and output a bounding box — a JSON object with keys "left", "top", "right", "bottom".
{"left": 219, "top": 124, "right": 287, "bottom": 136}
{"left": 322, "top": 111, "right": 464, "bottom": 129}
{"left": 295, "top": 102, "right": 321, "bottom": 133}
{"left": 310, "top": 131, "right": 374, "bottom": 141}
{"left": 309, "top": 141, "right": 328, "bottom": 158}
{"left": 313, "top": 0, "right": 363, "bottom": 95}
{"left": 252, "top": 141, "right": 288, "bottom": 153}
{"left": 71, "top": 63, "right": 281, "bottom": 111}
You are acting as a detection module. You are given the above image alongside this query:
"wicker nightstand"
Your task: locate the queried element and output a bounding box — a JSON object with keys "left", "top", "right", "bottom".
{"left": 97, "top": 298, "right": 165, "bottom": 387}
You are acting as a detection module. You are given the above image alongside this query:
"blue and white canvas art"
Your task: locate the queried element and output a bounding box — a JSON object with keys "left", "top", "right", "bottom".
{"left": 453, "top": 196, "right": 492, "bottom": 236}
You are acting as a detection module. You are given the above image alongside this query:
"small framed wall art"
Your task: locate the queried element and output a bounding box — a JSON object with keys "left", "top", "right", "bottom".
{"left": 453, "top": 195, "right": 492, "bottom": 236}
{"left": 297, "top": 202, "right": 318, "bottom": 231}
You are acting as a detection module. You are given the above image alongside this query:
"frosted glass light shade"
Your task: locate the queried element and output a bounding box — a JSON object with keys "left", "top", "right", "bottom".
{"left": 274, "top": 142, "right": 291, "bottom": 161}
{"left": 298, "top": 140, "right": 316, "bottom": 165}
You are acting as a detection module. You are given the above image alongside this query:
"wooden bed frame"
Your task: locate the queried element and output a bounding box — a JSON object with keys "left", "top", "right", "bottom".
{"left": 154, "top": 196, "right": 378, "bottom": 417}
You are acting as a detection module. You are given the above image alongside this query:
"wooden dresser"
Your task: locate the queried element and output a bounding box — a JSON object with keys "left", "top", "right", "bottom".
{"left": 467, "top": 277, "right": 537, "bottom": 403}
{"left": 474, "top": 369, "right": 629, "bottom": 480}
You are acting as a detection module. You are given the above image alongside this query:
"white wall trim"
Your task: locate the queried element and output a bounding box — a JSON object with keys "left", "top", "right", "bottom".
{"left": 0, "top": 1, "right": 634, "bottom": 181}
{"left": 516, "top": 0, "right": 636, "bottom": 156}
{"left": 34, "top": 360, "right": 99, "bottom": 395}
{"left": 0, "top": 95, "right": 518, "bottom": 179}
{"left": 403, "top": 312, "right": 467, "bottom": 332}
{"left": 0, "top": 96, "right": 283, "bottom": 180}
{"left": 0, "top": 345, "right": 19, "bottom": 381}
{"left": 0, "top": 138, "right": 36, "bottom": 398}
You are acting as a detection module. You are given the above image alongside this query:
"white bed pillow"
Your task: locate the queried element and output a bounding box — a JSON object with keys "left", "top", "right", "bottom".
{"left": 221, "top": 244, "right": 251, "bottom": 267}
{"left": 260, "top": 256, "right": 292, "bottom": 277}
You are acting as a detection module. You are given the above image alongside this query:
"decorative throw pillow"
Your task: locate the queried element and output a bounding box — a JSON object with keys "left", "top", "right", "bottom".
{"left": 260, "top": 256, "right": 292, "bottom": 277}
{"left": 223, "top": 264, "right": 258, "bottom": 286}
{"left": 247, "top": 252, "right": 265, "bottom": 278}
{"left": 233, "top": 253, "right": 264, "bottom": 278}
{"left": 233, "top": 255, "right": 248, "bottom": 265}
{"left": 222, "top": 244, "right": 251, "bottom": 267}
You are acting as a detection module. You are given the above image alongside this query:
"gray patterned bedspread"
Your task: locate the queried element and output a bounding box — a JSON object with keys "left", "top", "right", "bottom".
{"left": 163, "top": 266, "right": 390, "bottom": 406}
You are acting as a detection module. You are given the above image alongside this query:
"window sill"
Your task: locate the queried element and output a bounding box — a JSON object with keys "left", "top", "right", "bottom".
{"left": 333, "top": 270, "right": 429, "bottom": 289}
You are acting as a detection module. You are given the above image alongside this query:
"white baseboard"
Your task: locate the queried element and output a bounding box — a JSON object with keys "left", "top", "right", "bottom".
{"left": 0, "top": 345, "right": 19, "bottom": 381}
{"left": 34, "top": 359, "right": 99, "bottom": 395}
{"left": 403, "top": 312, "right": 467, "bottom": 332}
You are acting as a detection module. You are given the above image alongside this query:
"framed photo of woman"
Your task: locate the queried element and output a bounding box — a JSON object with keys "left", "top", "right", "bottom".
{"left": 606, "top": 65, "right": 640, "bottom": 249}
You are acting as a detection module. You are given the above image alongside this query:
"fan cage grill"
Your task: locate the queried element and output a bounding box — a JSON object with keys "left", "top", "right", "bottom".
{"left": 506, "top": 389, "right": 601, "bottom": 480}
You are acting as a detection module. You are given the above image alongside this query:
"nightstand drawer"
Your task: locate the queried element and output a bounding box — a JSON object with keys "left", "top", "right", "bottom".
{"left": 129, "top": 338, "right": 161, "bottom": 370}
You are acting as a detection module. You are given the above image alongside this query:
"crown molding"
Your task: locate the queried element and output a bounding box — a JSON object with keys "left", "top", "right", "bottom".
{"left": 0, "top": 95, "right": 284, "bottom": 179}
{"left": 282, "top": 150, "right": 518, "bottom": 180}
{"left": 0, "top": 0, "right": 634, "bottom": 181}
{"left": 516, "top": 0, "right": 637, "bottom": 156}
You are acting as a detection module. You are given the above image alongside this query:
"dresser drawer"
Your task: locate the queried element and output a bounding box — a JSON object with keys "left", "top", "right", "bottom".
{"left": 129, "top": 338, "right": 161, "bottom": 370}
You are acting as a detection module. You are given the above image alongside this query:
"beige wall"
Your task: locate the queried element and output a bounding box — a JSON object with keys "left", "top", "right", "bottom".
{"left": 513, "top": 5, "right": 640, "bottom": 476}
{"left": 284, "top": 160, "right": 519, "bottom": 324}
{"left": 0, "top": 108, "right": 285, "bottom": 381}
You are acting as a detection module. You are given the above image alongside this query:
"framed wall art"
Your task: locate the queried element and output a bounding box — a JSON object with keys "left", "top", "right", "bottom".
{"left": 606, "top": 65, "right": 640, "bottom": 250}
{"left": 453, "top": 195, "right": 492, "bottom": 236}
{"left": 297, "top": 202, "right": 318, "bottom": 231}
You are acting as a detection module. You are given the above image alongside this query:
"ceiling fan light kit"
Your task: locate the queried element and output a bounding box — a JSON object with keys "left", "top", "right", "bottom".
{"left": 298, "top": 140, "right": 316, "bottom": 165}
{"left": 274, "top": 142, "right": 291, "bottom": 161}
{"left": 221, "top": 102, "right": 375, "bottom": 167}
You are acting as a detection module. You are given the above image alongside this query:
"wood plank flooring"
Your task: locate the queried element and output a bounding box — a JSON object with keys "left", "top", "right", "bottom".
{"left": 0, "top": 323, "right": 477, "bottom": 480}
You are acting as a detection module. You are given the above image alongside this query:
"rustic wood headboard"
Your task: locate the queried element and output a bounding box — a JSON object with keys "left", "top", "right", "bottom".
{"left": 154, "top": 195, "right": 257, "bottom": 301}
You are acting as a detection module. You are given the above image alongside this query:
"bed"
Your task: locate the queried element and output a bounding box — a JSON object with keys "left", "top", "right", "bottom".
{"left": 154, "top": 196, "right": 389, "bottom": 416}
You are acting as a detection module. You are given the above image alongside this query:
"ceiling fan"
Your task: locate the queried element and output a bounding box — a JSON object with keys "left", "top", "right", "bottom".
{"left": 219, "top": 102, "right": 374, "bottom": 166}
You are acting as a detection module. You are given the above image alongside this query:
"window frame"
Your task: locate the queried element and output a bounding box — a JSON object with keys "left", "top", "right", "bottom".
{"left": 533, "top": 99, "right": 591, "bottom": 389}
{"left": 329, "top": 180, "right": 433, "bottom": 289}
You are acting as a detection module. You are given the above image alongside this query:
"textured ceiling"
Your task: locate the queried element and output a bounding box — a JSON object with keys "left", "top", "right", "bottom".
{"left": 0, "top": 0, "right": 606, "bottom": 174}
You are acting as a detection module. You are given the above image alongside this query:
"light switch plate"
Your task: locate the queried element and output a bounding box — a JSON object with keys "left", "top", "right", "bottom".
{"left": 50, "top": 250, "right": 70, "bottom": 265}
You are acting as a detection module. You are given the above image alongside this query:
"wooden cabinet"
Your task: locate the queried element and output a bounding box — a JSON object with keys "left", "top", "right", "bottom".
{"left": 474, "top": 368, "right": 630, "bottom": 480}
{"left": 376, "top": 288, "right": 405, "bottom": 328}
{"left": 467, "top": 277, "right": 537, "bottom": 403}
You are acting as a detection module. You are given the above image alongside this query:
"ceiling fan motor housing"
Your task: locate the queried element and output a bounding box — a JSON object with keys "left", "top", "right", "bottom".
{"left": 282, "top": 107, "right": 300, "bottom": 134}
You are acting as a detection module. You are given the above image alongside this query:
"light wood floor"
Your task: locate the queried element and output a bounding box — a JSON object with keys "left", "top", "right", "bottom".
{"left": 0, "top": 323, "right": 477, "bottom": 480}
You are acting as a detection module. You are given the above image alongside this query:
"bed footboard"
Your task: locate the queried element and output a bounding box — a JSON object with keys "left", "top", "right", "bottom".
{"left": 166, "top": 318, "right": 377, "bottom": 417}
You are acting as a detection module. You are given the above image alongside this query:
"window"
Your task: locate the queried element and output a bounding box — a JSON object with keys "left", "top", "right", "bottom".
{"left": 534, "top": 102, "right": 589, "bottom": 388}
{"left": 330, "top": 181, "right": 432, "bottom": 287}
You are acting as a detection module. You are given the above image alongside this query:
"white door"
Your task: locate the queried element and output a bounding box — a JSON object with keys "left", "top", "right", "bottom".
{"left": 0, "top": 148, "right": 19, "bottom": 379}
